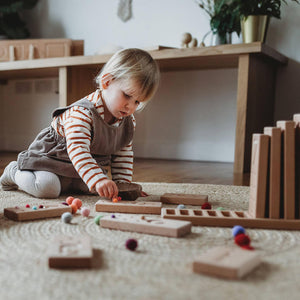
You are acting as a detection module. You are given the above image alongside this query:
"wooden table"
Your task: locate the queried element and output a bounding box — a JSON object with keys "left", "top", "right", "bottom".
{"left": 0, "top": 42, "right": 287, "bottom": 173}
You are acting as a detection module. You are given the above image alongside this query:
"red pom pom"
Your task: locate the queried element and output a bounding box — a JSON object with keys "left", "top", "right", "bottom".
{"left": 234, "top": 233, "right": 251, "bottom": 247}
{"left": 201, "top": 202, "right": 212, "bottom": 210}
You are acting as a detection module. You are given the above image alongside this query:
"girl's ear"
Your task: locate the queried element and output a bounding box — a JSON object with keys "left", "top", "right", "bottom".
{"left": 101, "top": 74, "right": 113, "bottom": 89}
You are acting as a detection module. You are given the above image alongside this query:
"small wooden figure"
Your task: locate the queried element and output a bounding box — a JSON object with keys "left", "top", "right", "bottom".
{"left": 95, "top": 199, "right": 162, "bottom": 214}
{"left": 4, "top": 204, "right": 72, "bottom": 221}
{"left": 193, "top": 246, "right": 261, "bottom": 279}
{"left": 48, "top": 235, "right": 93, "bottom": 268}
{"left": 116, "top": 182, "right": 142, "bottom": 200}
{"left": 100, "top": 214, "right": 192, "bottom": 237}
{"left": 181, "top": 32, "right": 192, "bottom": 48}
{"left": 160, "top": 193, "right": 208, "bottom": 205}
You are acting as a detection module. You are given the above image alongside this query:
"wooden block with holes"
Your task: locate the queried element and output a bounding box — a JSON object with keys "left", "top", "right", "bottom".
{"left": 100, "top": 214, "right": 192, "bottom": 237}
{"left": 160, "top": 193, "right": 208, "bottom": 205}
{"left": 277, "top": 121, "right": 296, "bottom": 219}
{"left": 4, "top": 204, "right": 72, "bottom": 221}
{"left": 95, "top": 199, "right": 162, "bottom": 214}
{"left": 161, "top": 208, "right": 300, "bottom": 230}
{"left": 294, "top": 114, "right": 300, "bottom": 218}
{"left": 48, "top": 235, "right": 93, "bottom": 268}
{"left": 264, "top": 127, "right": 281, "bottom": 219}
{"left": 193, "top": 246, "right": 261, "bottom": 279}
{"left": 248, "top": 134, "right": 270, "bottom": 218}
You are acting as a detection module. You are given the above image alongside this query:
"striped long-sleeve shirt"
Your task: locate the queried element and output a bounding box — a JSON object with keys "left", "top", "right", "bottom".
{"left": 51, "top": 89, "right": 136, "bottom": 191}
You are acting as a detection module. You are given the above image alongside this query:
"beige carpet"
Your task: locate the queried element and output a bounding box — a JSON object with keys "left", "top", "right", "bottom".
{"left": 1, "top": 182, "right": 300, "bottom": 300}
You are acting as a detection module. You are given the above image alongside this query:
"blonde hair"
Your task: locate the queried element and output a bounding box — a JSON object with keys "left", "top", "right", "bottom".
{"left": 96, "top": 48, "right": 160, "bottom": 109}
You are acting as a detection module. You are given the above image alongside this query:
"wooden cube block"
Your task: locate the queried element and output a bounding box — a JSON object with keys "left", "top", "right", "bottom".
{"left": 4, "top": 204, "right": 72, "bottom": 221}
{"left": 193, "top": 246, "right": 261, "bottom": 279}
{"left": 48, "top": 235, "right": 93, "bottom": 268}
{"left": 160, "top": 193, "right": 208, "bottom": 205}
{"left": 100, "top": 214, "right": 192, "bottom": 237}
{"left": 248, "top": 134, "right": 270, "bottom": 218}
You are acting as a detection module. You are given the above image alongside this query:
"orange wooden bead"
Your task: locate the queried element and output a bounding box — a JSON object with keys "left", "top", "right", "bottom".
{"left": 73, "top": 198, "right": 82, "bottom": 209}
{"left": 66, "top": 196, "right": 74, "bottom": 205}
{"left": 70, "top": 203, "right": 78, "bottom": 214}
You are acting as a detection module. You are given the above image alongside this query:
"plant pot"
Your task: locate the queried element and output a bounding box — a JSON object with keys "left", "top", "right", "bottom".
{"left": 241, "top": 15, "right": 270, "bottom": 43}
{"left": 212, "top": 32, "right": 232, "bottom": 45}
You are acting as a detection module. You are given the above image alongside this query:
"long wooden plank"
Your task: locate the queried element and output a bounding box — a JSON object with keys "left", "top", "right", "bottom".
{"left": 95, "top": 200, "right": 162, "bottom": 214}
{"left": 293, "top": 114, "right": 300, "bottom": 218}
{"left": 248, "top": 134, "right": 270, "bottom": 218}
{"left": 277, "top": 121, "right": 296, "bottom": 219}
{"left": 161, "top": 208, "right": 300, "bottom": 230}
{"left": 264, "top": 127, "right": 281, "bottom": 218}
{"left": 100, "top": 214, "right": 192, "bottom": 237}
{"left": 160, "top": 193, "right": 208, "bottom": 205}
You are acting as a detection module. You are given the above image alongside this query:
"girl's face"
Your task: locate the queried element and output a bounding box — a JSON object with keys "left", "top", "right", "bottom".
{"left": 101, "top": 76, "right": 143, "bottom": 122}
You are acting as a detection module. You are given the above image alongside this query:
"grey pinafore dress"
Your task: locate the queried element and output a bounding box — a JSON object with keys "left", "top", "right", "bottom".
{"left": 17, "top": 98, "right": 134, "bottom": 178}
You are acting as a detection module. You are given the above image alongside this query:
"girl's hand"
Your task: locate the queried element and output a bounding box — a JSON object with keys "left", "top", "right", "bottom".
{"left": 95, "top": 179, "right": 119, "bottom": 199}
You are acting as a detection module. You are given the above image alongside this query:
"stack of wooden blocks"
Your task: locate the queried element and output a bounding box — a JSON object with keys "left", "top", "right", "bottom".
{"left": 162, "top": 114, "right": 300, "bottom": 230}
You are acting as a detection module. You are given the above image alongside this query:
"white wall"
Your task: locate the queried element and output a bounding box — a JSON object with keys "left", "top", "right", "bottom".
{"left": 1, "top": 0, "right": 299, "bottom": 162}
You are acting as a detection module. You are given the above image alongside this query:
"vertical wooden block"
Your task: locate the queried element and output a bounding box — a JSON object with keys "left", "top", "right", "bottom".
{"left": 293, "top": 114, "right": 300, "bottom": 218}
{"left": 264, "top": 127, "right": 281, "bottom": 218}
{"left": 248, "top": 134, "right": 270, "bottom": 218}
{"left": 277, "top": 121, "right": 296, "bottom": 219}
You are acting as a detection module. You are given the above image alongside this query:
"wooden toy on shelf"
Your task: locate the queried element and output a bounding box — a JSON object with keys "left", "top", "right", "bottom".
{"left": 99, "top": 214, "right": 192, "bottom": 237}
{"left": 4, "top": 204, "right": 72, "bottom": 221}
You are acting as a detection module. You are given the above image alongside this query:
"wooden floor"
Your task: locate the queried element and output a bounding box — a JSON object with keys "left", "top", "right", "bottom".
{"left": 0, "top": 152, "right": 250, "bottom": 186}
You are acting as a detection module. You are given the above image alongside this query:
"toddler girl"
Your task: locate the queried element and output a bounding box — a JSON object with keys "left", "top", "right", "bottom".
{"left": 0, "top": 48, "right": 160, "bottom": 199}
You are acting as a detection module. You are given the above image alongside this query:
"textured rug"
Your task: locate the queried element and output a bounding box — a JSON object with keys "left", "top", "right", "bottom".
{"left": 1, "top": 182, "right": 300, "bottom": 300}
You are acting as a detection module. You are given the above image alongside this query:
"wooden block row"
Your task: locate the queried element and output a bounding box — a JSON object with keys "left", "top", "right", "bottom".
{"left": 100, "top": 214, "right": 192, "bottom": 237}
{"left": 95, "top": 199, "right": 162, "bottom": 214}
{"left": 160, "top": 193, "right": 208, "bottom": 205}
{"left": 4, "top": 204, "right": 72, "bottom": 221}
{"left": 161, "top": 208, "right": 300, "bottom": 230}
{"left": 193, "top": 246, "right": 261, "bottom": 279}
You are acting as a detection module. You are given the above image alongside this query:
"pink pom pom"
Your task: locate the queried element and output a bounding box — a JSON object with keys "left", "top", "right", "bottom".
{"left": 81, "top": 207, "right": 90, "bottom": 217}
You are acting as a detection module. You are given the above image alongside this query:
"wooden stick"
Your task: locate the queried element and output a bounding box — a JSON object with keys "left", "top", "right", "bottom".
{"left": 293, "top": 114, "right": 300, "bottom": 218}
{"left": 160, "top": 193, "right": 208, "bottom": 205}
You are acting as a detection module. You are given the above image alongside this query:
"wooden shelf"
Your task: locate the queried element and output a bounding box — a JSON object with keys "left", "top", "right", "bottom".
{"left": 0, "top": 42, "right": 288, "bottom": 173}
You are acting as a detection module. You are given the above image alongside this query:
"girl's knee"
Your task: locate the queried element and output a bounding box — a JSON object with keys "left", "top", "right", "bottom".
{"left": 34, "top": 172, "right": 61, "bottom": 198}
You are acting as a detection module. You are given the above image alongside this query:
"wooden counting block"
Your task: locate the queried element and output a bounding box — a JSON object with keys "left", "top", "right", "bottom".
{"left": 160, "top": 193, "right": 208, "bottom": 205}
{"left": 193, "top": 246, "right": 261, "bottom": 279}
{"left": 95, "top": 199, "right": 162, "bottom": 214}
{"left": 277, "top": 121, "right": 296, "bottom": 219}
{"left": 294, "top": 114, "right": 300, "bottom": 218}
{"left": 248, "top": 134, "right": 270, "bottom": 218}
{"left": 48, "top": 235, "right": 93, "bottom": 268}
{"left": 264, "top": 127, "right": 281, "bottom": 219}
{"left": 4, "top": 204, "right": 72, "bottom": 221}
{"left": 100, "top": 214, "right": 192, "bottom": 237}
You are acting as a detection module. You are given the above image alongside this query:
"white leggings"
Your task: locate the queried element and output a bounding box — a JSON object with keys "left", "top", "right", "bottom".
{"left": 15, "top": 170, "right": 91, "bottom": 198}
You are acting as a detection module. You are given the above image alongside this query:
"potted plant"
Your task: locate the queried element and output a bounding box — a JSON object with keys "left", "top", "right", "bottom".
{"left": 196, "top": 0, "right": 241, "bottom": 45}
{"left": 234, "top": 0, "right": 300, "bottom": 43}
{"left": 0, "top": 0, "right": 39, "bottom": 39}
